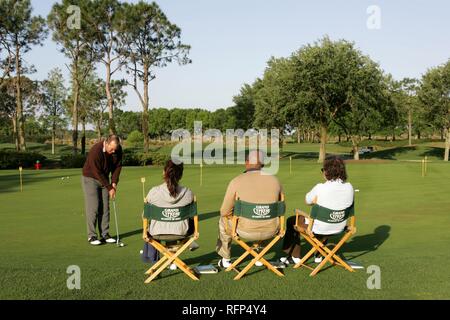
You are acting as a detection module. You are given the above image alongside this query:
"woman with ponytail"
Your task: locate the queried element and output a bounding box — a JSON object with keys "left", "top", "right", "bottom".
{"left": 145, "top": 160, "right": 194, "bottom": 238}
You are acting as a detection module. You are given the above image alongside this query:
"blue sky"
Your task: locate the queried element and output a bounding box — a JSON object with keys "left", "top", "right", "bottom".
{"left": 28, "top": 0, "right": 450, "bottom": 111}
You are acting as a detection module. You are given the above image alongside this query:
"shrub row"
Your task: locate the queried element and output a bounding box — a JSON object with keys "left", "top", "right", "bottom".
{"left": 0, "top": 150, "right": 47, "bottom": 169}
{"left": 0, "top": 149, "right": 170, "bottom": 169}
{"left": 122, "top": 149, "right": 170, "bottom": 167}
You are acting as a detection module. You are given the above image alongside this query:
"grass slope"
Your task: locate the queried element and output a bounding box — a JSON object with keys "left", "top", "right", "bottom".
{"left": 1, "top": 159, "right": 450, "bottom": 299}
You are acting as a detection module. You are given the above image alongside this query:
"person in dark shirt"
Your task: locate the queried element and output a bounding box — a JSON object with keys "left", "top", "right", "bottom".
{"left": 82, "top": 135, "right": 123, "bottom": 245}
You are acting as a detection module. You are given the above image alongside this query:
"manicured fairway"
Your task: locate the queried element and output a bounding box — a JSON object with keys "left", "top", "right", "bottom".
{"left": 1, "top": 160, "right": 450, "bottom": 299}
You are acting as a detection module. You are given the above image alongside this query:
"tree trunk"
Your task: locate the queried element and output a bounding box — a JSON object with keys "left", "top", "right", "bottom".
{"left": 105, "top": 61, "right": 116, "bottom": 135}
{"left": 318, "top": 123, "right": 327, "bottom": 163}
{"left": 351, "top": 136, "right": 360, "bottom": 160}
{"left": 81, "top": 119, "right": 86, "bottom": 155}
{"left": 408, "top": 108, "right": 412, "bottom": 146}
{"left": 142, "top": 66, "right": 149, "bottom": 153}
{"left": 417, "top": 130, "right": 421, "bottom": 140}
{"left": 15, "top": 45, "right": 26, "bottom": 151}
{"left": 52, "top": 119, "right": 56, "bottom": 155}
{"left": 72, "top": 67, "right": 79, "bottom": 155}
{"left": 12, "top": 115, "right": 19, "bottom": 151}
{"left": 297, "top": 127, "right": 301, "bottom": 143}
{"left": 338, "top": 134, "right": 341, "bottom": 143}
{"left": 444, "top": 127, "right": 450, "bottom": 162}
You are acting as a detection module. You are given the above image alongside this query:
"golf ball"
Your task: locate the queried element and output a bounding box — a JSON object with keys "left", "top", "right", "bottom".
{"left": 119, "top": 243, "right": 124, "bottom": 247}
{"left": 355, "top": 189, "right": 360, "bottom": 192}
{"left": 140, "top": 250, "right": 143, "bottom": 254}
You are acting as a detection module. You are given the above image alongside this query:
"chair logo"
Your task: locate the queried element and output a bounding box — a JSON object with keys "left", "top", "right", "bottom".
{"left": 252, "top": 205, "right": 271, "bottom": 218}
{"left": 162, "top": 208, "right": 181, "bottom": 220}
{"left": 329, "top": 210, "right": 345, "bottom": 222}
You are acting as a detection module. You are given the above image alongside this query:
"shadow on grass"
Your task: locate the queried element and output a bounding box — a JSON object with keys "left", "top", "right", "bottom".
{"left": 419, "top": 147, "right": 445, "bottom": 159}
{"left": 364, "top": 146, "right": 416, "bottom": 160}
{"left": 281, "top": 151, "right": 353, "bottom": 161}
{"left": 341, "top": 225, "right": 391, "bottom": 260}
{"left": 0, "top": 171, "right": 80, "bottom": 193}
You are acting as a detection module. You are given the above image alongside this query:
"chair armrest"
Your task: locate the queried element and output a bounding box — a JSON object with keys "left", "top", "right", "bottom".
{"left": 231, "top": 215, "right": 239, "bottom": 238}
{"left": 142, "top": 218, "right": 150, "bottom": 242}
{"left": 193, "top": 215, "right": 200, "bottom": 239}
{"left": 347, "top": 216, "right": 357, "bottom": 235}
{"left": 278, "top": 215, "right": 286, "bottom": 237}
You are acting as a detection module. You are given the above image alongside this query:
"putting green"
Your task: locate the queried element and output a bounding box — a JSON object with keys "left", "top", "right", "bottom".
{"left": 0, "top": 160, "right": 449, "bottom": 299}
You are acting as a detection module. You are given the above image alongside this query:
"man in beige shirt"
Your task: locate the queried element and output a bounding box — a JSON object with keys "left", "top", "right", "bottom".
{"left": 216, "top": 150, "right": 283, "bottom": 268}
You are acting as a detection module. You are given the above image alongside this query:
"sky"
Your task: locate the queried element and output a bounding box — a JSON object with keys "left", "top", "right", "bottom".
{"left": 27, "top": 0, "right": 450, "bottom": 112}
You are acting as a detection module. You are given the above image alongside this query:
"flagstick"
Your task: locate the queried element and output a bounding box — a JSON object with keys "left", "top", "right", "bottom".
{"left": 141, "top": 177, "right": 146, "bottom": 202}
{"left": 421, "top": 158, "right": 425, "bottom": 177}
{"left": 200, "top": 162, "right": 203, "bottom": 187}
{"left": 424, "top": 156, "right": 428, "bottom": 176}
{"left": 19, "top": 166, "right": 23, "bottom": 192}
{"left": 290, "top": 156, "right": 292, "bottom": 175}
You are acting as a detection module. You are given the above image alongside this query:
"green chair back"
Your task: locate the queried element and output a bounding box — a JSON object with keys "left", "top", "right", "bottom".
{"left": 233, "top": 199, "right": 285, "bottom": 220}
{"left": 144, "top": 202, "right": 197, "bottom": 222}
{"left": 310, "top": 203, "right": 354, "bottom": 224}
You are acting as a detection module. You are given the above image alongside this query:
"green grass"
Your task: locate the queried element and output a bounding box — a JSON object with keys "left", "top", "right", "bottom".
{"left": 1, "top": 158, "right": 450, "bottom": 299}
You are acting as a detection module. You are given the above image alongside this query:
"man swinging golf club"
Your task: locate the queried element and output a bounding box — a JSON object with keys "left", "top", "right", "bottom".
{"left": 82, "top": 135, "right": 123, "bottom": 246}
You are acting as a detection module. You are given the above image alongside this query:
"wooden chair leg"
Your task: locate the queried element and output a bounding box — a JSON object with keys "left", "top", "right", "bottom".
{"left": 225, "top": 240, "right": 253, "bottom": 272}
{"left": 234, "top": 236, "right": 283, "bottom": 280}
{"left": 310, "top": 232, "right": 353, "bottom": 276}
{"left": 145, "top": 238, "right": 197, "bottom": 283}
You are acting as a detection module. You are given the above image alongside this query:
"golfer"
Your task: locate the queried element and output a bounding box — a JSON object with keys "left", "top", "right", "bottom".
{"left": 82, "top": 135, "right": 123, "bottom": 245}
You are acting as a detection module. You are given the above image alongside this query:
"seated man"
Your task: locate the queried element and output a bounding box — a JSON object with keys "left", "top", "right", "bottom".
{"left": 281, "top": 155, "right": 354, "bottom": 265}
{"left": 216, "top": 150, "right": 284, "bottom": 268}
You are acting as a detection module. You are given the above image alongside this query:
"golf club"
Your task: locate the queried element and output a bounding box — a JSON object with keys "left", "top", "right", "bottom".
{"left": 112, "top": 199, "right": 125, "bottom": 247}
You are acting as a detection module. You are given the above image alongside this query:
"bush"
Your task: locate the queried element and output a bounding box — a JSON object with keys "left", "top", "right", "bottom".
{"left": 147, "top": 152, "right": 171, "bottom": 166}
{"left": 60, "top": 154, "right": 86, "bottom": 168}
{"left": 126, "top": 130, "right": 144, "bottom": 148}
{"left": 0, "top": 150, "right": 47, "bottom": 169}
{"left": 122, "top": 149, "right": 141, "bottom": 166}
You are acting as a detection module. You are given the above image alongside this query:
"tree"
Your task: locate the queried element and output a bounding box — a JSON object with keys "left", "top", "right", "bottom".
{"left": 253, "top": 57, "right": 292, "bottom": 148}
{"left": 231, "top": 80, "right": 261, "bottom": 130}
{"left": 0, "top": 0, "right": 48, "bottom": 151}
{"left": 290, "top": 37, "right": 386, "bottom": 162}
{"left": 396, "top": 78, "right": 420, "bottom": 146}
{"left": 48, "top": 0, "right": 98, "bottom": 154}
{"left": 118, "top": 1, "right": 191, "bottom": 152}
{"left": 170, "top": 108, "right": 187, "bottom": 131}
{"left": 0, "top": 79, "right": 16, "bottom": 144}
{"left": 148, "top": 108, "right": 171, "bottom": 139}
{"left": 84, "top": 0, "right": 125, "bottom": 134}
{"left": 115, "top": 109, "right": 141, "bottom": 138}
{"left": 41, "top": 68, "right": 67, "bottom": 154}
{"left": 418, "top": 60, "right": 450, "bottom": 161}
{"left": 331, "top": 56, "right": 386, "bottom": 160}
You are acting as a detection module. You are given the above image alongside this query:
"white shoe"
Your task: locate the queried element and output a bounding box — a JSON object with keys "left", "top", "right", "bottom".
{"left": 218, "top": 258, "right": 232, "bottom": 268}
{"left": 314, "top": 256, "right": 323, "bottom": 263}
{"left": 280, "top": 256, "right": 301, "bottom": 265}
{"left": 255, "top": 260, "right": 263, "bottom": 267}
{"left": 168, "top": 263, "right": 177, "bottom": 270}
{"left": 103, "top": 234, "right": 116, "bottom": 244}
{"left": 88, "top": 237, "right": 102, "bottom": 246}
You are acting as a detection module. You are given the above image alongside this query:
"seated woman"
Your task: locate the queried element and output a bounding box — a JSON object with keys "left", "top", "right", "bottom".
{"left": 144, "top": 160, "right": 196, "bottom": 269}
{"left": 281, "top": 156, "right": 354, "bottom": 265}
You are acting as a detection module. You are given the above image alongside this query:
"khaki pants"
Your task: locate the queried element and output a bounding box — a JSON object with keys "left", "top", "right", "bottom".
{"left": 216, "top": 216, "right": 278, "bottom": 259}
